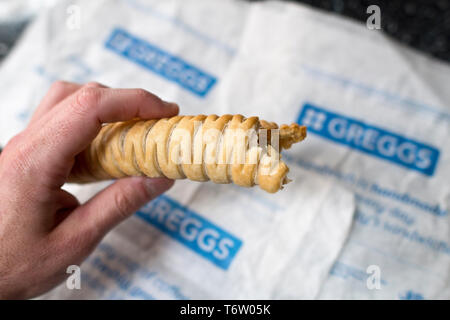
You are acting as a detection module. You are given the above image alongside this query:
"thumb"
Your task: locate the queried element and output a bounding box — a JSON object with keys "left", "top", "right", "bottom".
{"left": 60, "top": 177, "right": 174, "bottom": 242}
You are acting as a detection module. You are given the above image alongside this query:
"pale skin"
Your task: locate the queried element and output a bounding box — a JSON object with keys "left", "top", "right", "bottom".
{"left": 0, "top": 81, "right": 179, "bottom": 299}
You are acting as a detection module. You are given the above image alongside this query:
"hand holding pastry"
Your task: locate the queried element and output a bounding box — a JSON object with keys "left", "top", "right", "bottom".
{"left": 0, "top": 81, "right": 177, "bottom": 298}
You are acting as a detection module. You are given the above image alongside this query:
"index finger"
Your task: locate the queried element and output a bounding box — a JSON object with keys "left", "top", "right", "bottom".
{"left": 33, "top": 86, "right": 179, "bottom": 179}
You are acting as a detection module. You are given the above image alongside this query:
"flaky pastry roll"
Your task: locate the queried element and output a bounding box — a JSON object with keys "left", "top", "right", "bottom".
{"left": 69, "top": 115, "right": 306, "bottom": 193}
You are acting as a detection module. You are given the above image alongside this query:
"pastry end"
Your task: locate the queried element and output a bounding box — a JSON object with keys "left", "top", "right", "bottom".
{"left": 279, "top": 123, "right": 307, "bottom": 150}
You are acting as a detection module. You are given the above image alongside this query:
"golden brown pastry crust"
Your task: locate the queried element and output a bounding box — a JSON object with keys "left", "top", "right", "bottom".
{"left": 69, "top": 115, "right": 307, "bottom": 193}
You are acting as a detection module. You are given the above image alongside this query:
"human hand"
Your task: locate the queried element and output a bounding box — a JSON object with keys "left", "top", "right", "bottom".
{"left": 0, "top": 81, "right": 178, "bottom": 299}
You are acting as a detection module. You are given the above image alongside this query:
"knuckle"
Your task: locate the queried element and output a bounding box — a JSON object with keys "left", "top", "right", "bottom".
{"left": 113, "top": 191, "right": 134, "bottom": 220}
{"left": 2, "top": 133, "right": 24, "bottom": 163}
{"left": 85, "top": 81, "right": 104, "bottom": 88}
{"left": 134, "top": 88, "right": 157, "bottom": 102}
{"left": 72, "top": 86, "right": 102, "bottom": 114}
{"left": 9, "top": 139, "right": 37, "bottom": 174}
{"left": 51, "top": 229, "right": 91, "bottom": 257}
{"left": 67, "top": 233, "right": 87, "bottom": 252}
{"left": 50, "top": 80, "right": 70, "bottom": 92}
{"left": 6, "top": 132, "right": 23, "bottom": 148}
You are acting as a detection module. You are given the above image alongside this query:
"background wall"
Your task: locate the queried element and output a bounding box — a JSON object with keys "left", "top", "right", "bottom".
{"left": 1, "top": 1, "right": 449, "bottom": 63}
{"left": 250, "top": 0, "right": 450, "bottom": 63}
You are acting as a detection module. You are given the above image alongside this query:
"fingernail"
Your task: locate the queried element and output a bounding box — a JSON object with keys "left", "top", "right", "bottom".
{"left": 163, "top": 101, "right": 179, "bottom": 112}
{"left": 143, "top": 177, "right": 174, "bottom": 197}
